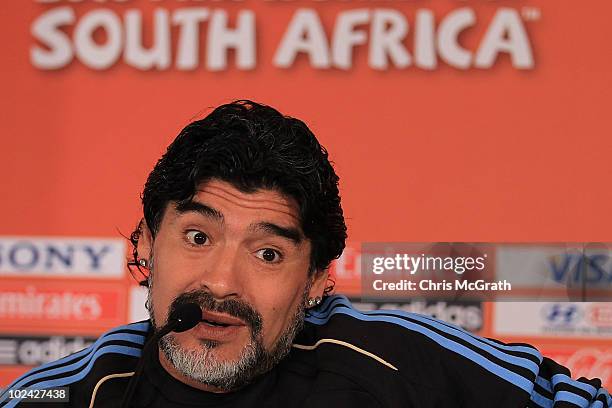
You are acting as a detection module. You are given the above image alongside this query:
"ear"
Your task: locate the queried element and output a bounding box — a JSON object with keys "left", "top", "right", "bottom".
{"left": 308, "top": 268, "right": 329, "bottom": 299}
{"left": 137, "top": 219, "right": 153, "bottom": 262}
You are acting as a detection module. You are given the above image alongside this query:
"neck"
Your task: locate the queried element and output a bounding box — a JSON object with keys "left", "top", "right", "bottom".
{"left": 157, "top": 347, "right": 229, "bottom": 393}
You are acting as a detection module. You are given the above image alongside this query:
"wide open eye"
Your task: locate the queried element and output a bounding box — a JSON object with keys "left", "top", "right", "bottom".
{"left": 255, "top": 248, "right": 283, "bottom": 263}
{"left": 185, "top": 230, "right": 209, "bottom": 246}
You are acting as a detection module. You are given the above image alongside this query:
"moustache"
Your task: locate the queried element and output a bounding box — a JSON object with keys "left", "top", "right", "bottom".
{"left": 168, "top": 290, "right": 263, "bottom": 337}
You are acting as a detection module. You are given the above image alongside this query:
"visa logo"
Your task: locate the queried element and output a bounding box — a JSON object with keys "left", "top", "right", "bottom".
{"left": 549, "top": 254, "right": 612, "bottom": 286}
{"left": 0, "top": 237, "right": 125, "bottom": 278}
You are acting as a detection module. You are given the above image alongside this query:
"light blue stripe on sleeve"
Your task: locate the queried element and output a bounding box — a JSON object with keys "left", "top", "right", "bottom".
{"left": 554, "top": 390, "right": 589, "bottom": 407}
{"left": 307, "top": 308, "right": 535, "bottom": 393}
{"left": 1, "top": 321, "right": 148, "bottom": 392}
{"left": 310, "top": 296, "right": 539, "bottom": 375}
{"left": 530, "top": 389, "right": 553, "bottom": 408}
{"left": 4, "top": 345, "right": 142, "bottom": 408}
{"left": 313, "top": 296, "right": 542, "bottom": 360}
{"left": 552, "top": 374, "right": 597, "bottom": 397}
{"left": 366, "top": 310, "right": 539, "bottom": 375}
{"left": 0, "top": 329, "right": 146, "bottom": 405}
{"left": 595, "top": 388, "right": 611, "bottom": 406}
{"left": 536, "top": 376, "right": 552, "bottom": 393}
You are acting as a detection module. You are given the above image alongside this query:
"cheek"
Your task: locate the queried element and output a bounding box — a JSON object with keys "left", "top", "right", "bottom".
{"left": 258, "top": 284, "right": 305, "bottom": 346}
{"left": 150, "top": 275, "right": 172, "bottom": 325}
{"left": 150, "top": 248, "right": 191, "bottom": 323}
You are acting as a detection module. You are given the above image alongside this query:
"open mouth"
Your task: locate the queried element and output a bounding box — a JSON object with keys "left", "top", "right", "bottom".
{"left": 200, "top": 319, "right": 230, "bottom": 327}
{"left": 199, "top": 310, "right": 246, "bottom": 328}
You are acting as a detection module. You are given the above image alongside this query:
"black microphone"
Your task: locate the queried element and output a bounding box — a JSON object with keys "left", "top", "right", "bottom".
{"left": 166, "top": 302, "right": 202, "bottom": 333}
{"left": 120, "top": 303, "right": 202, "bottom": 408}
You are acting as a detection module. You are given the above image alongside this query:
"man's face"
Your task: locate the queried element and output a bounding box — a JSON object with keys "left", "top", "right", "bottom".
{"left": 139, "top": 179, "right": 326, "bottom": 390}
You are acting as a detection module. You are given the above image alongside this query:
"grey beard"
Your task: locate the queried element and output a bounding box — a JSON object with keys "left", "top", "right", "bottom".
{"left": 146, "top": 260, "right": 309, "bottom": 391}
{"left": 157, "top": 303, "right": 305, "bottom": 391}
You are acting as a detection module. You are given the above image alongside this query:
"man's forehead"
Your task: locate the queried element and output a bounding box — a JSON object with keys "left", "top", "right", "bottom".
{"left": 192, "top": 179, "right": 301, "bottom": 223}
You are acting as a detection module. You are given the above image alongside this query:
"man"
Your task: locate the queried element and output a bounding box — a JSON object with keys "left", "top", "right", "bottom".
{"left": 1, "top": 101, "right": 610, "bottom": 407}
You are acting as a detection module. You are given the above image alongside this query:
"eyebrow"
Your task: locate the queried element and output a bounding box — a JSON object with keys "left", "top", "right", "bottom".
{"left": 249, "top": 222, "right": 303, "bottom": 245}
{"left": 174, "top": 201, "right": 224, "bottom": 222}
{"left": 174, "top": 201, "right": 302, "bottom": 244}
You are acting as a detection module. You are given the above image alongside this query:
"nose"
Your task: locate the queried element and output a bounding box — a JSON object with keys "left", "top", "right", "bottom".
{"left": 197, "top": 245, "right": 244, "bottom": 300}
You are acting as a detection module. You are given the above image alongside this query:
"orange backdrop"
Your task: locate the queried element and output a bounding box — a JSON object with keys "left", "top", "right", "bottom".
{"left": 1, "top": 0, "right": 611, "bottom": 388}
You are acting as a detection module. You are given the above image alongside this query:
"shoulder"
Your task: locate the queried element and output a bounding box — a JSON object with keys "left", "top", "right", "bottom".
{"left": 0, "top": 321, "right": 150, "bottom": 408}
{"left": 300, "top": 295, "right": 543, "bottom": 400}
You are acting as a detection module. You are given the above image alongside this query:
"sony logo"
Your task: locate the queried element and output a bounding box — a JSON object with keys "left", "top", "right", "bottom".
{"left": 0, "top": 237, "right": 125, "bottom": 278}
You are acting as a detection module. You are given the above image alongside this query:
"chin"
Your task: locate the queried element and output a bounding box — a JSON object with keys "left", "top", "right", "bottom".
{"left": 160, "top": 332, "right": 265, "bottom": 390}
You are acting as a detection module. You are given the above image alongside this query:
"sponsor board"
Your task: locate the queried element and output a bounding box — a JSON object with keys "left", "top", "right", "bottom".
{"left": 350, "top": 298, "right": 483, "bottom": 333}
{"left": 541, "top": 347, "right": 612, "bottom": 390}
{"left": 0, "top": 334, "right": 96, "bottom": 367}
{"left": 331, "top": 245, "right": 361, "bottom": 295}
{"left": 0, "top": 237, "right": 126, "bottom": 278}
{"left": 338, "top": 243, "right": 612, "bottom": 301}
{"left": 495, "top": 245, "right": 612, "bottom": 290}
{"left": 493, "top": 302, "right": 612, "bottom": 338}
{"left": 0, "top": 280, "right": 126, "bottom": 333}
{"left": 129, "top": 285, "right": 149, "bottom": 323}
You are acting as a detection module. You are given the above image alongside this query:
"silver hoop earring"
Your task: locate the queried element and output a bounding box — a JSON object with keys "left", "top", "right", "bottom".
{"left": 138, "top": 259, "right": 147, "bottom": 268}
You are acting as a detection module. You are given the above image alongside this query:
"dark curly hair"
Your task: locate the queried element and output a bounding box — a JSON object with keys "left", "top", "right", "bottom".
{"left": 129, "top": 100, "right": 346, "bottom": 289}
